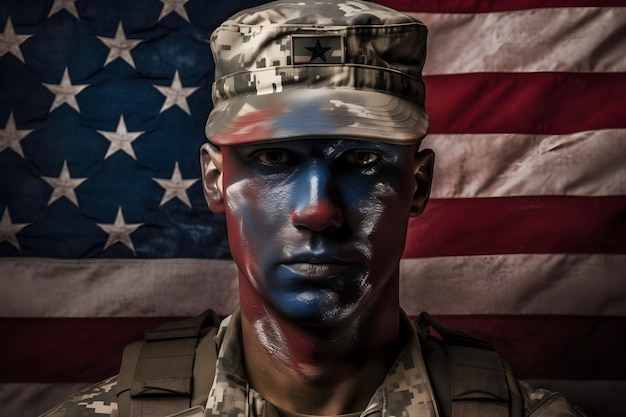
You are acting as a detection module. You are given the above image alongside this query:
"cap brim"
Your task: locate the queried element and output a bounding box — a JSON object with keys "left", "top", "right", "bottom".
{"left": 205, "top": 88, "right": 428, "bottom": 146}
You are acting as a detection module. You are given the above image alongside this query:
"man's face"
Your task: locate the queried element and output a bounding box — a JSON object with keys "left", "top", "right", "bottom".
{"left": 204, "top": 138, "right": 432, "bottom": 326}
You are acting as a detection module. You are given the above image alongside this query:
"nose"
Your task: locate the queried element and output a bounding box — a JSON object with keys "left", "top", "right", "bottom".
{"left": 290, "top": 164, "right": 344, "bottom": 232}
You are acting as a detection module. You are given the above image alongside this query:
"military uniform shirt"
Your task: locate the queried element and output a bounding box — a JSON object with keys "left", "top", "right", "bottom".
{"left": 40, "top": 310, "right": 586, "bottom": 417}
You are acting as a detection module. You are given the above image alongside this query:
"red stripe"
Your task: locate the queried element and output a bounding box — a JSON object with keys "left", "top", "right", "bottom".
{"left": 424, "top": 73, "right": 626, "bottom": 135}
{"left": 1, "top": 317, "right": 172, "bottom": 384}
{"left": 404, "top": 196, "right": 626, "bottom": 257}
{"left": 381, "top": 0, "right": 626, "bottom": 13}
{"left": 434, "top": 315, "right": 626, "bottom": 380}
{"left": 1, "top": 315, "right": 624, "bottom": 382}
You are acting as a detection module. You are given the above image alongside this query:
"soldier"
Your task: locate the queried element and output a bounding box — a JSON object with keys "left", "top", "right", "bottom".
{"left": 42, "top": 1, "right": 586, "bottom": 416}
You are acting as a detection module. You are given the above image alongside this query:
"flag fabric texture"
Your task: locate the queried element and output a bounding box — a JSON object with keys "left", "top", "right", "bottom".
{"left": 0, "top": 0, "right": 624, "bottom": 416}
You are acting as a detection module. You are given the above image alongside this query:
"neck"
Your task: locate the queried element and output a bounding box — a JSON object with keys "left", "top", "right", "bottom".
{"left": 239, "top": 276, "right": 402, "bottom": 415}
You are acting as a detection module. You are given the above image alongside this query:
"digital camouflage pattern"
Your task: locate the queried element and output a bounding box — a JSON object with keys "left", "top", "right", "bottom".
{"left": 41, "top": 375, "right": 120, "bottom": 417}
{"left": 41, "top": 311, "right": 587, "bottom": 417}
{"left": 205, "top": 0, "right": 429, "bottom": 146}
{"left": 205, "top": 310, "right": 438, "bottom": 417}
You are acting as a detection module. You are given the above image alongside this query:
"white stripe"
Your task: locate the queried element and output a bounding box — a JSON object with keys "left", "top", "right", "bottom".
{"left": 1, "top": 254, "right": 624, "bottom": 317}
{"left": 413, "top": 7, "right": 626, "bottom": 74}
{"left": 0, "top": 258, "right": 239, "bottom": 317}
{"left": 399, "top": 254, "right": 626, "bottom": 316}
{"left": 425, "top": 129, "right": 626, "bottom": 198}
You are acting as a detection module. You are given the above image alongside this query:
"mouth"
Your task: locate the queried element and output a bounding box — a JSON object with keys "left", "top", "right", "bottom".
{"left": 274, "top": 243, "right": 369, "bottom": 282}
{"left": 281, "top": 262, "right": 356, "bottom": 279}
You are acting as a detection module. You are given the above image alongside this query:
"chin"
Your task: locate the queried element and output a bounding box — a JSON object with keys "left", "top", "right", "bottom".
{"left": 272, "top": 290, "right": 362, "bottom": 328}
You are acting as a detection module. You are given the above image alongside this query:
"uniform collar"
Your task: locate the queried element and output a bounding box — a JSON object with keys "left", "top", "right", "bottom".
{"left": 205, "top": 309, "right": 438, "bottom": 417}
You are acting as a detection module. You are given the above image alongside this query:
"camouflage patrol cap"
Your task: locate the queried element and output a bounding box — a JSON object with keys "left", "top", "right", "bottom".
{"left": 206, "top": 0, "right": 428, "bottom": 146}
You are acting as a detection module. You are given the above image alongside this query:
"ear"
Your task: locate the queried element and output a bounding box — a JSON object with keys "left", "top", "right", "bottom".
{"left": 200, "top": 142, "right": 225, "bottom": 214}
{"left": 411, "top": 148, "right": 435, "bottom": 217}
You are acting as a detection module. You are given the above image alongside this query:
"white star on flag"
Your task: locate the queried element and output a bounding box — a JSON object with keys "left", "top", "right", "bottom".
{"left": 97, "top": 207, "right": 144, "bottom": 255}
{"left": 97, "top": 115, "right": 144, "bottom": 160}
{"left": 0, "top": 17, "right": 32, "bottom": 63}
{"left": 41, "top": 160, "right": 87, "bottom": 206}
{"left": 153, "top": 161, "right": 199, "bottom": 207}
{"left": 97, "top": 22, "right": 142, "bottom": 68}
{"left": 43, "top": 67, "right": 89, "bottom": 113}
{"left": 0, "top": 112, "right": 33, "bottom": 158}
{"left": 48, "top": 0, "right": 80, "bottom": 20}
{"left": 154, "top": 70, "right": 199, "bottom": 115}
{"left": 0, "top": 207, "right": 29, "bottom": 251}
{"left": 158, "top": 0, "right": 190, "bottom": 22}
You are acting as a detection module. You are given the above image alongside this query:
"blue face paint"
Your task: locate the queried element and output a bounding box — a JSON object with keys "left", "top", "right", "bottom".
{"left": 220, "top": 138, "right": 417, "bottom": 325}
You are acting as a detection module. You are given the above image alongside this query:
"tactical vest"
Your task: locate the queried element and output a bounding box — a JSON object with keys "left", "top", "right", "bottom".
{"left": 116, "top": 310, "right": 524, "bottom": 417}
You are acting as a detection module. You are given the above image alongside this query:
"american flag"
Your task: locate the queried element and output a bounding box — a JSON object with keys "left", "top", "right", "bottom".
{"left": 1, "top": 0, "right": 624, "bottom": 416}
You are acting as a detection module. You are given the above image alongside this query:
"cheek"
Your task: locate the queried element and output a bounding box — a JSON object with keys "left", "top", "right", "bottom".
{"left": 357, "top": 182, "right": 397, "bottom": 236}
{"left": 223, "top": 179, "right": 260, "bottom": 268}
{"left": 223, "top": 177, "right": 293, "bottom": 268}
{"left": 226, "top": 180, "right": 261, "bottom": 226}
{"left": 226, "top": 177, "right": 291, "bottom": 227}
{"left": 353, "top": 176, "right": 414, "bottom": 261}
{"left": 351, "top": 174, "right": 413, "bottom": 234}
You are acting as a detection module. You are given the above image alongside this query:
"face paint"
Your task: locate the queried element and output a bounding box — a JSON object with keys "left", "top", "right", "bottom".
{"left": 220, "top": 138, "right": 418, "bottom": 329}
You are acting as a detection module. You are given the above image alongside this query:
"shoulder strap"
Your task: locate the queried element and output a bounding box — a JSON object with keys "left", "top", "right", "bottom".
{"left": 416, "top": 312, "right": 524, "bottom": 417}
{"left": 117, "top": 309, "right": 220, "bottom": 417}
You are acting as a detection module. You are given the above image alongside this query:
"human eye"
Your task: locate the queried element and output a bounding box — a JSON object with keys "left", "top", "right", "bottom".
{"left": 344, "top": 150, "right": 380, "bottom": 166}
{"left": 254, "top": 149, "right": 292, "bottom": 166}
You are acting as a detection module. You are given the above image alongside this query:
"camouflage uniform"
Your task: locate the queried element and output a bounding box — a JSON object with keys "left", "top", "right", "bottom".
{"left": 41, "top": 309, "right": 586, "bottom": 417}
{"left": 40, "top": 2, "right": 587, "bottom": 417}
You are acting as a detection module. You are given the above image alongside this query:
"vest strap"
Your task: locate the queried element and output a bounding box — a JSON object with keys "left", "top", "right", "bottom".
{"left": 117, "top": 309, "right": 220, "bottom": 417}
{"left": 416, "top": 312, "right": 521, "bottom": 417}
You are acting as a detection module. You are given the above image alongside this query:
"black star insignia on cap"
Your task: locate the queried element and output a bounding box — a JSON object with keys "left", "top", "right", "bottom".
{"left": 291, "top": 35, "right": 344, "bottom": 65}
{"left": 305, "top": 39, "right": 333, "bottom": 62}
